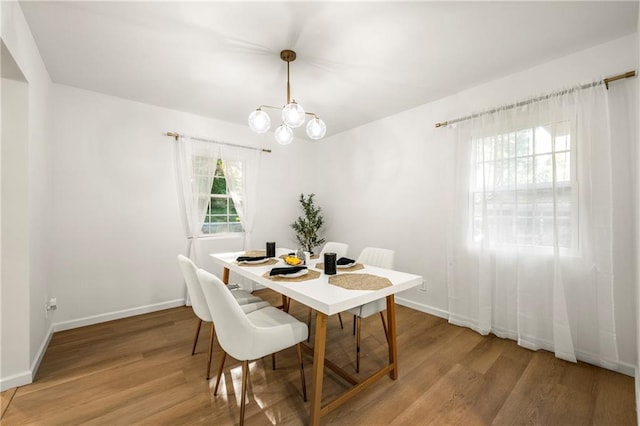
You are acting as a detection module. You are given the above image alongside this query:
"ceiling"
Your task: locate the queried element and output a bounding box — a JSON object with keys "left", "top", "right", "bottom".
{"left": 19, "top": 1, "right": 638, "bottom": 138}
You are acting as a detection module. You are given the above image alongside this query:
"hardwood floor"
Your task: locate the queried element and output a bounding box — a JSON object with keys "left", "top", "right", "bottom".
{"left": 1, "top": 288, "right": 636, "bottom": 425}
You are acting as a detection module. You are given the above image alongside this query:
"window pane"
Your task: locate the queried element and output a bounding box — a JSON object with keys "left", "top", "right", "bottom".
{"left": 214, "top": 160, "right": 225, "bottom": 177}
{"left": 516, "top": 129, "right": 533, "bottom": 157}
{"left": 210, "top": 215, "right": 229, "bottom": 223}
{"left": 211, "top": 177, "right": 227, "bottom": 194}
{"left": 481, "top": 162, "right": 495, "bottom": 189}
{"left": 535, "top": 154, "right": 553, "bottom": 183}
{"left": 497, "top": 159, "right": 516, "bottom": 187}
{"left": 483, "top": 138, "right": 495, "bottom": 161}
{"left": 535, "top": 126, "right": 552, "bottom": 154}
{"left": 209, "top": 198, "right": 227, "bottom": 214}
{"left": 555, "top": 121, "right": 571, "bottom": 151}
{"left": 503, "top": 132, "right": 516, "bottom": 159}
{"left": 556, "top": 152, "right": 571, "bottom": 182}
{"left": 516, "top": 157, "right": 533, "bottom": 186}
{"left": 473, "top": 139, "right": 483, "bottom": 163}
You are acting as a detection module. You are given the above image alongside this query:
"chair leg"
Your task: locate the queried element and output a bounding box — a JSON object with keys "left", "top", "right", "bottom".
{"left": 356, "top": 316, "right": 361, "bottom": 373}
{"left": 272, "top": 353, "right": 276, "bottom": 370}
{"left": 191, "top": 319, "right": 202, "bottom": 355}
{"left": 380, "top": 312, "right": 389, "bottom": 343}
{"left": 239, "top": 360, "right": 249, "bottom": 426}
{"left": 213, "top": 351, "right": 227, "bottom": 396}
{"left": 206, "top": 323, "right": 215, "bottom": 380}
{"left": 338, "top": 313, "right": 344, "bottom": 329}
{"left": 297, "top": 343, "right": 307, "bottom": 402}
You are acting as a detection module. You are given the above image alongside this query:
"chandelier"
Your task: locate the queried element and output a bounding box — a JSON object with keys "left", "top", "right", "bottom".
{"left": 248, "top": 50, "right": 326, "bottom": 145}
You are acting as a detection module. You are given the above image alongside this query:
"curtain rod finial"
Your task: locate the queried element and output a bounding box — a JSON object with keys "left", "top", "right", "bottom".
{"left": 166, "top": 131, "right": 180, "bottom": 141}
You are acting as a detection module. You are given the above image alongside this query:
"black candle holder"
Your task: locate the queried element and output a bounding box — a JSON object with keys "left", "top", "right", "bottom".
{"left": 324, "top": 253, "right": 337, "bottom": 275}
{"left": 266, "top": 242, "right": 276, "bottom": 258}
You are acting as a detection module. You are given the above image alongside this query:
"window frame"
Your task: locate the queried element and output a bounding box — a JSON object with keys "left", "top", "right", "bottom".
{"left": 468, "top": 117, "right": 579, "bottom": 255}
{"left": 200, "top": 159, "right": 245, "bottom": 237}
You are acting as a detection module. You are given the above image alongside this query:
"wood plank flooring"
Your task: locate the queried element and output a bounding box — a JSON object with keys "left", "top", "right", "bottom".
{"left": 1, "top": 288, "right": 636, "bottom": 425}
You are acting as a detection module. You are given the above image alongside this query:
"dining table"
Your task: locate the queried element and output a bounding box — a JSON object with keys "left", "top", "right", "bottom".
{"left": 210, "top": 248, "right": 423, "bottom": 425}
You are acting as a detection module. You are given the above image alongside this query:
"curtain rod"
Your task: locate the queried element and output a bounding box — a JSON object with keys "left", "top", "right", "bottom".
{"left": 434, "top": 70, "right": 636, "bottom": 128}
{"left": 165, "top": 131, "right": 272, "bottom": 153}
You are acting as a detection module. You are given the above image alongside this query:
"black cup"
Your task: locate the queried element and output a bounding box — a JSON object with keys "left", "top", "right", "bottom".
{"left": 324, "top": 253, "right": 337, "bottom": 275}
{"left": 266, "top": 242, "right": 276, "bottom": 258}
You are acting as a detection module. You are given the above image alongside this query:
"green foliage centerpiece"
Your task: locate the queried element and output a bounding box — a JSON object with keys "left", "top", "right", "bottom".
{"left": 291, "top": 193, "right": 325, "bottom": 253}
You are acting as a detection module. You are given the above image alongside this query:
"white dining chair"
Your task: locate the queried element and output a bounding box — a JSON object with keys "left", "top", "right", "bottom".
{"left": 319, "top": 241, "right": 349, "bottom": 259}
{"left": 197, "top": 268, "right": 308, "bottom": 426}
{"left": 345, "top": 247, "right": 395, "bottom": 373}
{"left": 177, "top": 255, "right": 270, "bottom": 380}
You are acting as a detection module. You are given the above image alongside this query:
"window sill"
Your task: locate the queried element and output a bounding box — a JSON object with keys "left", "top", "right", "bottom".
{"left": 196, "top": 232, "right": 245, "bottom": 240}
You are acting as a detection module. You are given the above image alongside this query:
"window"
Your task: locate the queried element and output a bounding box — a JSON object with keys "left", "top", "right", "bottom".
{"left": 470, "top": 120, "right": 576, "bottom": 250}
{"left": 201, "top": 159, "right": 243, "bottom": 234}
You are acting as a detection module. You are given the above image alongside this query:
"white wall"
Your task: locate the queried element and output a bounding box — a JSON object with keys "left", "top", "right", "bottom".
{"left": 0, "top": 1, "right": 52, "bottom": 390}
{"left": 1, "top": 76, "right": 30, "bottom": 387}
{"left": 47, "top": 84, "right": 317, "bottom": 329}
{"left": 315, "top": 34, "right": 639, "bottom": 369}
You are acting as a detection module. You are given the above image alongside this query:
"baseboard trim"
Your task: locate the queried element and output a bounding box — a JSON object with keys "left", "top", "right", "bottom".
{"left": 395, "top": 297, "right": 448, "bottom": 319}
{"left": 1, "top": 300, "right": 187, "bottom": 391}
{"left": 30, "top": 323, "right": 55, "bottom": 380}
{"left": 52, "top": 299, "right": 186, "bottom": 332}
{"left": 394, "top": 297, "right": 636, "bottom": 377}
{"left": 0, "top": 371, "right": 32, "bottom": 392}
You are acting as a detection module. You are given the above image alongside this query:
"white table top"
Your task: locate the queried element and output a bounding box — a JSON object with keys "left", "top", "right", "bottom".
{"left": 210, "top": 249, "right": 423, "bottom": 316}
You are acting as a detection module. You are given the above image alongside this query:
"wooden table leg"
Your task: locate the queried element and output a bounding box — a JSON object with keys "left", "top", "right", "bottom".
{"left": 222, "top": 267, "right": 230, "bottom": 285}
{"left": 386, "top": 294, "right": 398, "bottom": 380}
{"left": 309, "top": 311, "right": 328, "bottom": 426}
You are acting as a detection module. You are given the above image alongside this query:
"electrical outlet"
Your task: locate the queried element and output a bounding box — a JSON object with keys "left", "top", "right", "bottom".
{"left": 45, "top": 297, "right": 58, "bottom": 317}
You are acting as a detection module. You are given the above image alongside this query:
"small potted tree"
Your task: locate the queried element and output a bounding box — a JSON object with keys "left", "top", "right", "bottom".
{"left": 291, "top": 193, "right": 325, "bottom": 253}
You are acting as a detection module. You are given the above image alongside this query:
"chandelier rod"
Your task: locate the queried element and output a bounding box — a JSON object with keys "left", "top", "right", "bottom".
{"left": 281, "top": 49, "right": 296, "bottom": 105}
{"left": 286, "top": 59, "right": 291, "bottom": 105}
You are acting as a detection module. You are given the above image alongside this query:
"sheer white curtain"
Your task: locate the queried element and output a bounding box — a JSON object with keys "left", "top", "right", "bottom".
{"left": 220, "top": 144, "right": 261, "bottom": 250}
{"left": 174, "top": 136, "right": 222, "bottom": 265}
{"left": 447, "top": 81, "right": 633, "bottom": 368}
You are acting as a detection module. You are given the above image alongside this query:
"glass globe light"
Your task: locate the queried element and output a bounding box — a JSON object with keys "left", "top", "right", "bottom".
{"left": 282, "top": 101, "right": 306, "bottom": 128}
{"left": 274, "top": 124, "right": 294, "bottom": 145}
{"left": 306, "top": 117, "right": 327, "bottom": 140}
{"left": 248, "top": 109, "right": 271, "bottom": 134}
